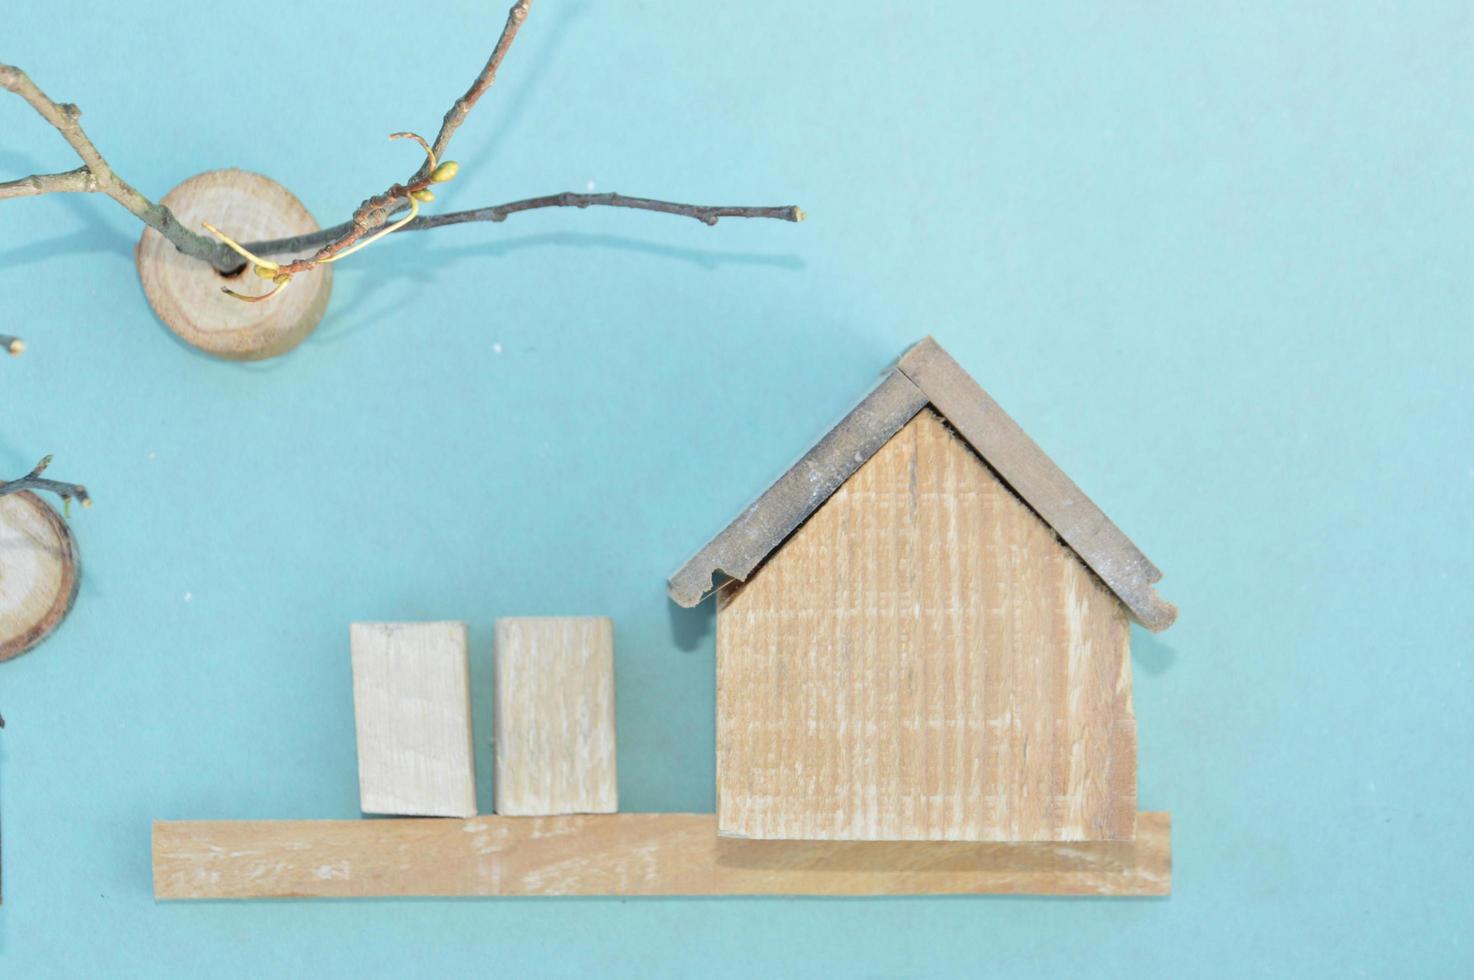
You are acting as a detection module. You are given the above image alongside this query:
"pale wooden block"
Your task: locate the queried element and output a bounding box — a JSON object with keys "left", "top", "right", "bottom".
{"left": 350, "top": 621, "right": 476, "bottom": 818}
{"left": 717, "top": 409, "right": 1136, "bottom": 842}
{"left": 152, "top": 812, "right": 1171, "bottom": 899}
{"left": 494, "top": 617, "right": 617, "bottom": 815}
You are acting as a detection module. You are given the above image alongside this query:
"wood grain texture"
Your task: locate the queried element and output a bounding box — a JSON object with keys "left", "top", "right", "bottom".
{"left": 151, "top": 811, "right": 1170, "bottom": 899}
{"left": 0, "top": 491, "right": 80, "bottom": 662}
{"left": 668, "top": 370, "right": 928, "bottom": 607}
{"left": 494, "top": 617, "right": 618, "bottom": 815}
{"left": 897, "top": 338, "right": 1176, "bottom": 631}
{"left": 351, "top": 622, "right": 477, "bottom": 818}
{"left": 136, "top": 169, "right": 331, "bottom": 361}
{"left": 718, "top": 409, "right": 1137, "bottom": 842}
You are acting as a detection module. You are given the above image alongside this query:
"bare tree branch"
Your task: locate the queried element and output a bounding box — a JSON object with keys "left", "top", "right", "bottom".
{"left": 2, "top": 0, "right": 801, "bottom": 290}
{"left": 266, "top": 0, "right": 536, "bottom": 277}
{"left": 427, "top": 0, "right": 531, "bottom": 176}
{"left": 0, "top": 63, "right": 238, "bottom": 271}
{"left": 0, "top": 456, "right": 90, "bottom": 512}
{"left": 245, "top": 194, "right": 804, "bottom": 257}
{"left": 0, "top": 166, "right": 97, "bottom": 199}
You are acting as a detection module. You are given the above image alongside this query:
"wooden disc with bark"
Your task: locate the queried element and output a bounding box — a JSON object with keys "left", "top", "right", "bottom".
{"left": 136, "top": 169, "right": 332, "bottom": 360}
{"left": 0, "top": 491, "right": 80, "bottom": 662}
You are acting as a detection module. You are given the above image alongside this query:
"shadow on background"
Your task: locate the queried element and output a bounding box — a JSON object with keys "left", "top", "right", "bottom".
{"left": 309, "top": 230, "right": 806, "bottom": 351}
{"left": 1132, "top": 629, "right": 1178, "bottom": 677}
{"left": 0, "top": 191, "right": 136, "bottom": 271}
{"left": 463, "top": 0, "right": 594, "bottom": 169}
{"left": 667, "top": 591, "right": 716, "bottom": 653}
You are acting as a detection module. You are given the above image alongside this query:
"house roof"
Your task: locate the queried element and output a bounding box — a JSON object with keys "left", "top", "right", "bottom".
{"left": 667, "top": 338, "right": 1178, "bottom": 632}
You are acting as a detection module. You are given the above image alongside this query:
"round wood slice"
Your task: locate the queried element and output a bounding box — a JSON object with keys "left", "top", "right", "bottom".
{"left": 0, "top": 491, "right": 81, "bottom": 663}
{"left": 136, "top": 169, "right": 333, "bottom": 360}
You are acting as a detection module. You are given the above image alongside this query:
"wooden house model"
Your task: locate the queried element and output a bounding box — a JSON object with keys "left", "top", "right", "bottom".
{"left": 669, "top": 338, "right": 1176, "bottom": 843}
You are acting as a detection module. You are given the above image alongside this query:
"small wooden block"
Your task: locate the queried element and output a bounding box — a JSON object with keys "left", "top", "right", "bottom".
{"left": 350, "top": 622, "right": 476, "bottom": 817}
{"left": 0, "top": 491, "right": 80, "bottom": 663}
{"left": 494, "top": 617, "right": 617, "bottom": 815}
{"left": 151, "top": 812, "right": 1171, "bottom": 899}
{"left": 136, "top": 169, "right": 332, "bottom": 361}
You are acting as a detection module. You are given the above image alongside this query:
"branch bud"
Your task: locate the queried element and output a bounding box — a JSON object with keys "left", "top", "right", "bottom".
{"left": 430, "top": 161, "right": 460, "bottom": 183}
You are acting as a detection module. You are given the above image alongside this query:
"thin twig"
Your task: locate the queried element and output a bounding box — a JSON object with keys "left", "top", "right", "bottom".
{"left": 271, "top": 0, "right": 535, "bottom": 277}
{"left": 0, "top": 64, "right": 238, "bottom": 271}
{"left": 245, "top": 194, "right": 805, "bottom": 256}
{"left": 428, "top": 0, "right": 531, "bottom": 175}
{"left": 2, "top": 0, "right": 801, "bottom": 289}
{"left": 0, "top": 456, "right": 90, "bottom": 513}
{"left": 0, "top": 166, "right": 98, "bottom": 198}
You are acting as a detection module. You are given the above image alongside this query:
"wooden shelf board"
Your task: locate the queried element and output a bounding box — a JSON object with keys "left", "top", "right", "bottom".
{"left": 153, "top": 811, "right": 1170, "bottom": 900}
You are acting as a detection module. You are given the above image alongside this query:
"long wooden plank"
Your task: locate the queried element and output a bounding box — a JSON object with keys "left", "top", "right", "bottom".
{"left": 897, "top": 338, "right": 1177, "bottom": 631}
{"left": 152, "top": 812, "right": 1169, "bottom": 899}
{"left": 717, "top": 410, "right": 1137, "bottom": 841}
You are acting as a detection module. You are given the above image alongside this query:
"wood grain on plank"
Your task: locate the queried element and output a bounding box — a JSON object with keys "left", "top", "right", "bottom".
{"left": 0, "top": 491, "right": 80, "bottom": 662}
{"left": 718, "top": 409, "right": 1136, "bottom": 842}
{"left": 351, "top": 622, "right": 477, "bottom": 818}
{"left": 136, "top": 169, "right": 331, "bottom": 361}
{"left": 152, "top": 811, "right": 1170, "bottom": 899}
{"left": 897, "top": 337, "right": 1176, "bottom": 631}
{"left": 494, "top": 617, "right": 618, "bottom": 815}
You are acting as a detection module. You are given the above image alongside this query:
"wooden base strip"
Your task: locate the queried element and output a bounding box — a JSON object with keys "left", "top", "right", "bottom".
{"left": 153, "top": 812, "right": 1169, "bottom": 899}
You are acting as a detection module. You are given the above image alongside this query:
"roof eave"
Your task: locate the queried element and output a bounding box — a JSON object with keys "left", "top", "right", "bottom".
{"left": 668, "top": 338, "right": 1178, "bottom": 632}
{"left": 666, "top": 368, "right": 928, "bottom": 608}
{"left": 896, "top": 338, "right": 1177, "bottom": 632}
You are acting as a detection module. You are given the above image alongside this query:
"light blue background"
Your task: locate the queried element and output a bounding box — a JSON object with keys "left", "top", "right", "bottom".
{"left": 2, "top": 2, "right": 1471, "bottom": 976}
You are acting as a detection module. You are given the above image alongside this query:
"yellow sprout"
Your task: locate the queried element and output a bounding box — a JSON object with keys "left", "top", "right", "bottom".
{"left": 390, "top": 131, "right": 436, "bottom": 170}
{"left": 222, "top": 274, "right": 292, "bottom": 303}
{"left": 203, "top": 129, "right": 452, "bottom": 302}
{"left": 314, "top": 130, "right": 442, "bottom": 264}
{"left": 202, "top": 222, "right": 279, "bottom": 272}
{"left": 202, "top": 222, "right": 292, "bottom": 302}
{"left": 320, "top": 190, "right": 421, "bottom": 264}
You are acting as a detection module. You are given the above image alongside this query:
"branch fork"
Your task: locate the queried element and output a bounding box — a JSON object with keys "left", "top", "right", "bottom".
{"left": 2, "top": 0, "right": 801, "bottom": 312}
{"left": 0, "top": 455, "right": 90, "bottom": 514}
